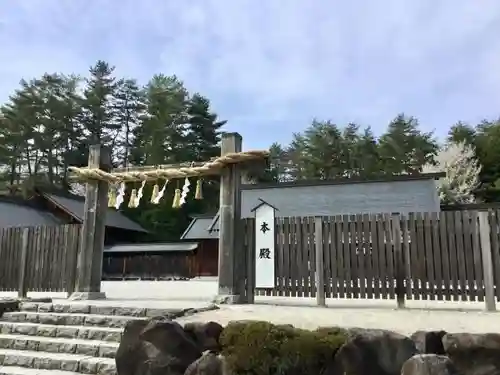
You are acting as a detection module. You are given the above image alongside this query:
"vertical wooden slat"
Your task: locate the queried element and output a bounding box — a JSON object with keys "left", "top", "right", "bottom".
{"left": 290, "top": 217, "right": 298, "bottom": 297}
{"left": 335, "top": 216, "right": 345, "bottom": 298}
{"left": 454, "top": 211, "right": 468, "bottom": 301}
{"left": 401, "top": 216, "right": 412, "bottom": 298}
{"left": 445, "top": 212, "right": 460, "bottom": 301}
{"left": 294, "top": 217, "right": 305, "bottom": 297}
{"left": 349, "top": 215, "right": 358, "bottom": 298}
{"left": 470, "top": 211, "right": 484, "bottom": 301}
{"left": 282, "top": 217, "right": 291, "bottom": 297}
{"left": 0, "top": 229, "right": 5, "bottom": 290}
{"left": 489, "top": 210, "right": 500, "bottom": 301}
{"left": 408, "top": 213, "right": 419, "bottom": 300}
{"left": 478, "top": 211, "right": 496, "bottom": 311}
{"left": 57, "top": 225, "right": 68, "bottom": 291}
{"left": 46, "top": 226, "right": 56, "bottom": 291}
{"left": 371, "top": 215, "right": 381, "bottom": 299}
{"left": 462, "top": 212, "right": 476, "bottom": 301}
{"left": 438, "top": 212, "right": 451, "bottom": 301}
{"left": 297, "top": 217, "right": 305, "bottom": 297}
{"left": 17, "top": 228, "right": 30, "bottom": 298}
{"left": 392, "top": 214, "right": 405, "bottom": 308}
{"left": 324, "top": 217, "right": 333, "bottom": 298}
{"left": 343, "top": 217, "right": 349, "bottom": 298}
{"left": 384, "top": 214, "right": 395, "bottom": 299}
{"left": 54, "top": 225, "right": 64, "bottom": 291}
{"left": 63, "top": 225, "right": 74, "bottom": 293}
{"left": 43, "top": 226, "right": 52, "bottom": 291}
{"left": 355, "top": 215, "right": 365, "bottom": 298}
{"left": 275, "top": 219, "right": 283, "bottom": 296}
{"left": 23, "top": 228, "right": 32, "bottom": 292}
{"left": 304, "top": 217, "right": 311, "bottom": 297}
{"left": 376, "top": 215, "right": 388, "bottom": 299}
{"left": 414, "top": 213, "right": 427, "bottom": 299}
{"left": 245, "top": 219, "right": 256, "bottom": 304}
{"left": 12, "top": 228, "right": 22, "bottom": 291}
{"left": 308, "top": 217, "right": 316, "bottom": 298}
{"left": 315, "top": 216, "right": 325, "bottom": 306}
{"left": 33, "top": 227, "right": 42, "bottom": 291}
{"left": 430, "top": 212, "right": 443, "bottom": 301}
{"left": 363, "top": 214, "right": 373, "bottom": 299}
{"left": 423, "top": 213, "right": 436, "bottom": 300}
{"left": 5, "top": 228, "right": 15, "bottom": 290}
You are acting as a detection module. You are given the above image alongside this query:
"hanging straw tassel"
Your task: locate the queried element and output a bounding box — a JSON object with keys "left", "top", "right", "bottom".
{"left": 128, "top": 189, "right": 138, "bottom": 208}
{"left": 195, "top": 179, "right": 203, "bottom": 200}
{"left": 150, "top": 184, "right": 159, "bottom": 204}
{"left": 115, "top": 182, "right": 126, "bottom": 209}
{"left": 108, "top": 187, "right": 117, "bottom": 208}
{"left": 137, "top": 181, "right": 146, "bottom": 203}
{"left": 172, "top": 188, "right": 181, "bottom": 208}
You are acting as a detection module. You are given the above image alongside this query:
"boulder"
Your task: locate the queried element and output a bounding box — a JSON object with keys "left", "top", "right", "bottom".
{"left": 411, "top": 330, "right": 447, "bottom": 354}
{"left": 332, "top": 329, "right": 418, "bottom": 375}
{"left": 401, "top": 354, "right": 459, "bottom": 375}
{"left": 443, "top": 333, "right": 500, "bottom": 375}
{"left": 116, "top": 317, "right": 201, "bottom": 375}
{"left": 183, "top": 322, "right": 224, "bottom": 352}
{"left": 0, "top": 298, "right": 18, "bottom": 317}
{"left": 184, "top": 351, "right": 227, "bottom": 375}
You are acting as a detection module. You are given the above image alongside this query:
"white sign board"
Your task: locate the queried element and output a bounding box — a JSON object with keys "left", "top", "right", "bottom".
{"left": 254, "top": 203, "right": 275, "bottom": 288}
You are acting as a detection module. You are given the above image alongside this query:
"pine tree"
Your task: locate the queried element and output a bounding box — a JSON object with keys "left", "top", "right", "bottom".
{"left": 79, "top": 60, "right": 118, "bottom": 146}
{"left": 114, "top": 78, "right": 145, "bottom": 167}
{"left": 185, "top": 93, "right": 225, "bottom": 162}
{"left": 378, "top": 114, "right": 438, "bottom": 175}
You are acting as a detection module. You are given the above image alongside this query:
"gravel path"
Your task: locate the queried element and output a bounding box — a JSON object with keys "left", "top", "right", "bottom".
{"left": 2, "top": 279, "right": 499, "bottom": 335}
{"left": 176, "top": 303, "right": 500, "bottom": 336}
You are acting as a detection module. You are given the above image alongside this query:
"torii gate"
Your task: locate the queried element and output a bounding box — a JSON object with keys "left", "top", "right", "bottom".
{"left": 67, "top": 133, "right": 268, "bottom": 303}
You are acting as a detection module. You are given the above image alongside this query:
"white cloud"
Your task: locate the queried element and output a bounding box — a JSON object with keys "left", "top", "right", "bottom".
{"left": 0, "top": 0, "right": 499, "bottom": 148}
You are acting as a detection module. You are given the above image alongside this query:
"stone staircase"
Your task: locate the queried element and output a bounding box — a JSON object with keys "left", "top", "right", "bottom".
{"left": 0, "top": 301, "right": 180, "bottom": 375}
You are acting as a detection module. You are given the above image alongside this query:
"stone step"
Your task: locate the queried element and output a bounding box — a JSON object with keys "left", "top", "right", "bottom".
{"left": 0, "top": 349, "right": 116, "bottom": 375}
{"left": 0, "top": 365, "right": 81, "bottom": 375}
{"left": 19, "top": 303, "right": 182, "bottom": 319}
{"left": 0, "top": 334, "right": 118, "bottom": 358}
{"left": 0, "top": 322, "right": 122, "bottom": 343}
{"left": 1, "top": 312, "right": 145, "bottom": 328}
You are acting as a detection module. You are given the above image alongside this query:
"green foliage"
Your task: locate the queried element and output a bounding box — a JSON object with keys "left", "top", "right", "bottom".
{"left": 220, "top": 321, "right": 347, "bottom": 375}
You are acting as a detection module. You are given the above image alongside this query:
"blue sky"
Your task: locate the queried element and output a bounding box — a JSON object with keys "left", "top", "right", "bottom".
{"left": 1, "top": 1, "right": 499, "bottom": 150}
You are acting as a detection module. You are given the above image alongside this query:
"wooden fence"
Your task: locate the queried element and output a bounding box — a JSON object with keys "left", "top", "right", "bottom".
{"left": 243, "top": 210, "right": 500, "bottom": 310}
{"left": 0, "top": 224, "right": 82, "bottom": 295}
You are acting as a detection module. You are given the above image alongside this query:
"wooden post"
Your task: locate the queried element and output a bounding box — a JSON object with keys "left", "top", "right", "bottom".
{"left": 70, "top": 144, "right": 111, "bottom": 300}
{"left": 245, "top": 218, "right": 256, "bottom": 304}
{"left": 392, "top": 214, "right": 406, "bottom": 308}
{"left": 478, "top": 211, "right": 496, "bottom": 312}
{"left": 217, "top": 133, "right": 243, "bottom": 304}
{"left": 17, "top": 228, "right": 30, "bottom": 298}
{"left": 315, "top": 216, "right": 326, "bottom": 306}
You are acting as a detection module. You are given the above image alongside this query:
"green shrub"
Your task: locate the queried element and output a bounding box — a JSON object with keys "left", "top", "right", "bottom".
{"left": 220, "top": 321, "right": 347, "bottom": 375}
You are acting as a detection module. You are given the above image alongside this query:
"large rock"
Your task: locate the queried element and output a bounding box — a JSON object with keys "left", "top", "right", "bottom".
{"left": 411, "top": 330, "right": 447, "bottom": 354}
{"left": 183, "top": 322, "right": 224, "bottom": 352}
{"left": 443, "top": 333, "right": 500, "bottom": 375}
{"left": 116, "top": 317, "right": 202, "bottom": 375}
{"left": 401, "top": 354, "right": 459, "bottom": 375}
{"left": 332, "top": 329, "right": 418, "bottom": 375}
{"left": 0, "top": 299, "right": 18, "bottom": 317}
{"left": 184, "top": 351, "right": 227, "bottom": 375}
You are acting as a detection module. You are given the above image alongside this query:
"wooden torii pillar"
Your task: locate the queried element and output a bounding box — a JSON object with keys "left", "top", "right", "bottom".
{"left": 69, "top": 144, "right": 111, "bottom": 300}
{"left": 216, "top": 133, "right": 245, "bottom": 303}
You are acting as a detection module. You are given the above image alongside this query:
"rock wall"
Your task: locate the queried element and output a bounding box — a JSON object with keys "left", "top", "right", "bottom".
{"left": 115, "top": 318, "right": 500, "bottom": 375}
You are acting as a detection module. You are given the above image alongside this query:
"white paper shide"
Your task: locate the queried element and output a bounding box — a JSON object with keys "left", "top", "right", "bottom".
{"left": 254, "top": 203, "right": 275, "bottom": 288}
